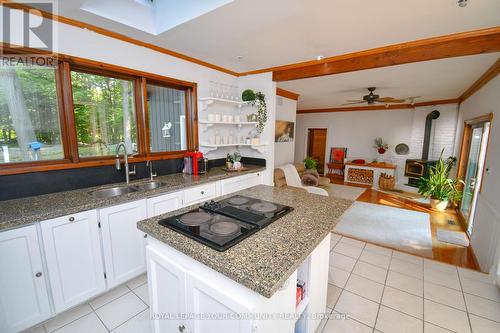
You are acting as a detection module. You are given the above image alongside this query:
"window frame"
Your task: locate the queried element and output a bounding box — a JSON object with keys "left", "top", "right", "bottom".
{"left": 142, "top": 78, "right": 197, "bottom": 158}
{"left": 0, "top": 45, "right": 198, "bottom": 175}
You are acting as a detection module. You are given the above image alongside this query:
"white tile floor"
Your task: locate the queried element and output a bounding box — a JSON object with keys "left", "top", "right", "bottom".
{"left": 321, "top": 233, "right": 500, "bottom": 333}
{"left": 25, "top": 233, "right": 500, "bottom": 333}
{"left": 25, "top": 274, "right": 151, "bottom": 333}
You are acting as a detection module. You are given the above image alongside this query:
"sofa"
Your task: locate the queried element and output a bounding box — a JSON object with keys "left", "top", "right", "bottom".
{"left": 274, "top": 163, "right": 331, "bottom": 189}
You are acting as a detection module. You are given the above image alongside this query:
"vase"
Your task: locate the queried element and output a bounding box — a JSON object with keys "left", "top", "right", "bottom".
{"left": 377, "top": 154, "right": 385, "bottom": 163}
{"left": 430, "top": 199, "right": 449, "bottom": 212}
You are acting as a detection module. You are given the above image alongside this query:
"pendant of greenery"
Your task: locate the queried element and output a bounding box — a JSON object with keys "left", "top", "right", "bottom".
{"left": 241, "top": 89, "right": 267, "bottom": 133}
{"left": 418, "top": 151, "right": 463, "bottom": 202}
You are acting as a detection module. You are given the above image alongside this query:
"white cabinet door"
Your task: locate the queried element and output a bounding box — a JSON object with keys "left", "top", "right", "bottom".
{"left": 186, "top": 272, "right": 254, "bottom": 333}
{"left": 99, "top": 200, "right": 147, "bottom": 289}
{"left": 147, "top": 191, "right": 183, "bottom": 218}
{"left": 305, "top": 235, "right": 330, "bottom": 333}
{"left": 147, "top": 245, "right": 189, "bottom": 333}
{"left": 183, "top": 183, "right": 217, "bottom": 206}
{"left": 41, "top": 210, "right": 105, "bottom": 313}
{"left": 0, "top": 225, "right": 52, "bottom": 333}
{"left": 220, "top": 172, "right": 263, "bottom": 195}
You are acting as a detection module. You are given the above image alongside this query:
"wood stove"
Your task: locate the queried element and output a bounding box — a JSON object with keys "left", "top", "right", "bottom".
{"left": 405, "top": 110, "right": 440, "bottom": 187}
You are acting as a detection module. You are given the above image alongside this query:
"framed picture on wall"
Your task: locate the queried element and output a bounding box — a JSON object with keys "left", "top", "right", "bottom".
{"left": 330, "top": 147, "right": 347, "bottom": 163}
{"left": 275, "top": 120, "right": 295, "bottom": 142}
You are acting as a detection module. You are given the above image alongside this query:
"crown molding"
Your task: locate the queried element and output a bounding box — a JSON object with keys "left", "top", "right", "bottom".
{"left": 0, "top": 0, "right": 239, "bottom": 76}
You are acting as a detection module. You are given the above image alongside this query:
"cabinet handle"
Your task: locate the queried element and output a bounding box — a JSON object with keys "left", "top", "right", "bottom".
{"left": 35, "top": 272, "right": 42, "bottom": 278}
{"left": 178, "top": 324, "right": 186, "bottom": 332}
{"left": 143, "top": 234, "right": 148, "bottom": 238}
{"left": 201, "top": 190, "right": 204, "bottom": 195}
{"left": 69, "top": 216, "right": 75, "bottom": 222}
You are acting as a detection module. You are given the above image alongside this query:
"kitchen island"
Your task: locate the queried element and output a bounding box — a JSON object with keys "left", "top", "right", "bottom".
{"left": 137, "top": 185, "right": 352, "bottom": 333}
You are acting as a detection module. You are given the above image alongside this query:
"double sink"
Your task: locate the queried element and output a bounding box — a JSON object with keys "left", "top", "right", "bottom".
{"left": 89, "top": 181, "right": 166, "bottom": 199}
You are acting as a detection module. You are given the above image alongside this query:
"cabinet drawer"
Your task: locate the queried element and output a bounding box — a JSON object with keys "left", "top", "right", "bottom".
{"left": 147, "top": 191, "right": 183, "bottom": 217}
{"left": 183, "top": 183, "right": 217, "bottom": 205}
{"left": 220, "top": 172, "right": 263, "bottom": 195}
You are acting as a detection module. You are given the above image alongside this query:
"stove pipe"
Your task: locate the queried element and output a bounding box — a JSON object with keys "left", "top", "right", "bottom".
{"left": 422, "top": 110, "right": 440, "bottom": 160}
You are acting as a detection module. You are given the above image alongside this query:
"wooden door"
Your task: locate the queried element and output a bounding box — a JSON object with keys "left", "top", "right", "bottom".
{"left": 307, "top": 128, "right": 327, "bottom": 173}
{"left": 41, "top": 210, "right": 105, "bottom": 313}
{"left": 99, "top": 200, "right": 148, "bottom": 288}
{"left": 0, "top": 225, "right": 52, "bottom": 333}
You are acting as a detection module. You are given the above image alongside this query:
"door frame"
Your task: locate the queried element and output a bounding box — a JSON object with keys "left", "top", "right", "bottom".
{"left": 304, "top": 127, "right": 329, "bottom": 175}
{"left": 456, "top": 112, "right": 493, "bottom": 231}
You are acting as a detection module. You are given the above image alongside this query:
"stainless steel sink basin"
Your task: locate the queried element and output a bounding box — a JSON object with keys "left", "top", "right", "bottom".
{"left": 89, "top": 186, "right": 138, "bottom": 199}
{"left": 131, "top": 181, "right": 166, "bottom": 191}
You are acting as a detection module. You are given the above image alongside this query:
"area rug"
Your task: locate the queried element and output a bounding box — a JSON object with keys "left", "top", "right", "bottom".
{"left": 327, "top": 184, "right": 366, "bottom": 201}
{"left": 436, "top": 229, "right": 470, "bottom": 247}
{"left": 334, "top": 201, "right": 433, "bottom": 254}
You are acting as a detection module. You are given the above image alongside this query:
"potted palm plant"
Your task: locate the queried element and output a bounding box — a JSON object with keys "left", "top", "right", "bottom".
{"left": 418, "top": 153, "right": 463, "bottom": 212}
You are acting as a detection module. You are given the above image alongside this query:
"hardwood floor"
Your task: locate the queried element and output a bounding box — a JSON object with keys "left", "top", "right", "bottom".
{"left": 330, "top": 178, "right": 479, "bottom": 270}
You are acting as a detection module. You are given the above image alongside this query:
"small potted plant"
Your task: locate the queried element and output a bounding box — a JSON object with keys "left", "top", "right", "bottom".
{"left": 373, "top": 137, "right": 389, "bottom": 162}
{"left": 303, "top": 156, "right": 318, "bottom": 170}
{"left": 231, "top": 151, "right": 242, "bottom": 170}
{"left": 418, "top": 152, "right": 463, "bottom": 212}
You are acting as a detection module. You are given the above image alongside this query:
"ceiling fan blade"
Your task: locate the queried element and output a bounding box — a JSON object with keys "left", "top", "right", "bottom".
{"left": 346, "top": 100, "right": 365, "bottom": 102}
{"left": 341, "top": 101, "right": 366, "bottom": 105}
{"left": 377, "top": 97, "right": 406, "bottom": 103}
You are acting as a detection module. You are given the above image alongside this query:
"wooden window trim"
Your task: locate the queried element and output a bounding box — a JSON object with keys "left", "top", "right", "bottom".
{"left": 0, "top": 46, "right": 198, "bottom": 176}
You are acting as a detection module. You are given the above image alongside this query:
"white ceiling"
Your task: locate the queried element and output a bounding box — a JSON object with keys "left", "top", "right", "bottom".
{"left": 33, "top": 0, "right": 500, "bottom": 72}
{"left": 279, "top": 53, "right": 500, "bottom": 109}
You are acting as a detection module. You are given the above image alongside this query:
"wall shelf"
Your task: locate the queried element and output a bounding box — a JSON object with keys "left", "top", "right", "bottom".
{"left": 199, "top": 97, "right": 250, "bottom": 110}
{"left": 199, "top": 120, "right": 258, "bottom": 130}
{"left": 200, "top": 143, "right": 267, "bottom": 154}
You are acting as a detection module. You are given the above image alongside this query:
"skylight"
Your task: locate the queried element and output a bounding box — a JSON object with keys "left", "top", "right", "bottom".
{"left": 80, "top": 0, "right": 234, "bottom": 35}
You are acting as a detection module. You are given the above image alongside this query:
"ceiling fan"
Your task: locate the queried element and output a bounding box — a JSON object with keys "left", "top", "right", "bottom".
{"left": 342, "top": 87, "right": 420, "bottom": 105}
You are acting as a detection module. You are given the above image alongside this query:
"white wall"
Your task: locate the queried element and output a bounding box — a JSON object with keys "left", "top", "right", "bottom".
{"left": 274, "top": 96, "right": 297, "bottom": 167}
{"left": 295, "top": 105, "right": 458, "bottom": 182}
{"left": 237, "top": 73, "right": 277, "bottom": 185}
{"left": 455, "top": 76, "right": 500, "bottom": 275}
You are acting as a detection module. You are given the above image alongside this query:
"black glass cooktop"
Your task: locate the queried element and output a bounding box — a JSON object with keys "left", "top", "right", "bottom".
{"left": 158, "top": 195, "right": 293, "bottom": 251}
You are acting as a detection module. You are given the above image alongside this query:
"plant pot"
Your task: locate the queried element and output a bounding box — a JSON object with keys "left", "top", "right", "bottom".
{"left": 430, "top": 199, "right": 449, "bottom": 212}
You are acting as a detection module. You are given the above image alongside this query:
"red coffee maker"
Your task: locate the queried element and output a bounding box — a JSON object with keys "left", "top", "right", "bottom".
{"left": 183, "top": 151, "right": 207, "bottom": 175}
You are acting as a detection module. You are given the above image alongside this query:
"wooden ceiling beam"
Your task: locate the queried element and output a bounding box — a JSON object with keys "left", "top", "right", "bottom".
{"left": 276, "top": 88, "right": 299, "bottom": 100}
{"left": 272, "top": 27, "right": 500, "bottom": 81}
{"left": 459, "top": 57, "right": 500, "bottom": 102}
{"left": 297, "top": 98, "right": 460, "bottom": 114}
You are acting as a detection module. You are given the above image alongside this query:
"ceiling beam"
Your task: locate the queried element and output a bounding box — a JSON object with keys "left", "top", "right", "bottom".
{"left": 276, "top": 88, "right": 299, "bottom": 101}
{"left": 413, "top": 98, "right": 460, "bottom": 107}
{"left": 459, "top": 57, "right": 500, "bottom": 102}
{"left": 271, "top": 27, "right": 500, "bottom": 81}
{"left": 297, "top": 99, "right": 460, "bottom": 114}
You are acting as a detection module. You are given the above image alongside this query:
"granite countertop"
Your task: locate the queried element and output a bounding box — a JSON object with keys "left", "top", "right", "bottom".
{"left": 137, "top": 185, "right": 353, "bottom": 298}
{"left": 0, "top": 165, "right": 265, "bottom": 231}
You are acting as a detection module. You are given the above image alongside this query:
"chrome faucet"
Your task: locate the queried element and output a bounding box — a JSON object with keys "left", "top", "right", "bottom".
{"left": 146, "top": 160, "right": 157, "bottom": 181}
{"left": 115, "top": 142, "right": 136, "bottom": 184}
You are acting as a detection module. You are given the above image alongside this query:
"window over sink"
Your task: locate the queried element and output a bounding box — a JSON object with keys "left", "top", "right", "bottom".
{"left": 0, "top": 47, "right": 198, "bottom": 175}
